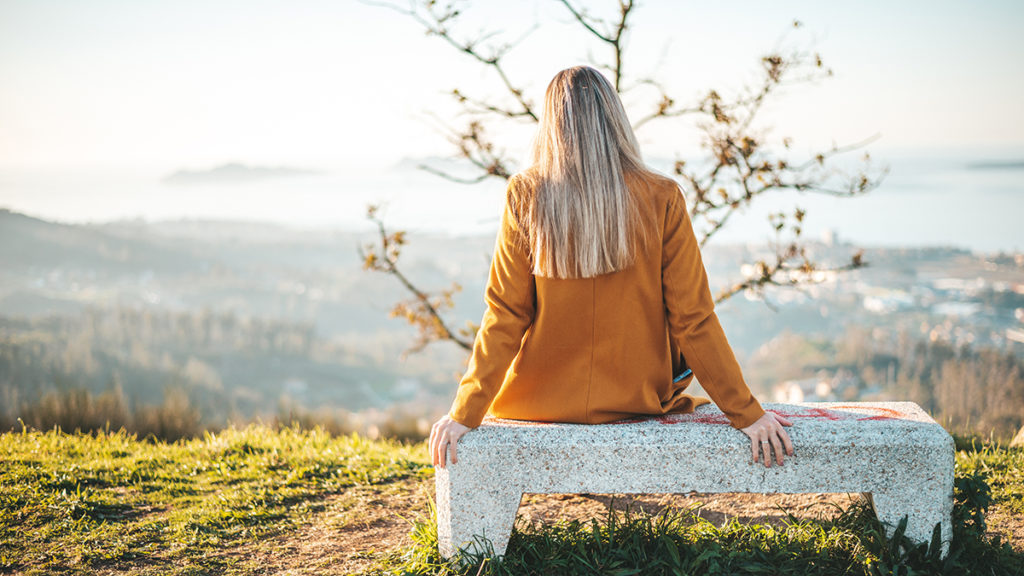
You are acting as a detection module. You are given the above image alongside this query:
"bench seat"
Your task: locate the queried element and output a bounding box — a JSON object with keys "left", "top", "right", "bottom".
{"left": 435, "top": 401, "right": 954, "bottom": 558}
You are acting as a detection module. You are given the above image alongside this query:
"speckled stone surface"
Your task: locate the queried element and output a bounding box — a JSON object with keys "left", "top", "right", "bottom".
{"left": 1011, "top": 424, "right": 1024, "bottom": 447}
{"left": 436, "top": 402, "right": 954, "bottom": 558}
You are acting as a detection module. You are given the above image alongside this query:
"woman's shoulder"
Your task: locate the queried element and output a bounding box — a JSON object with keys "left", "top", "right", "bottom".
{"left": 502, "top": 171, "right": 540, "bottom": 234}
{"left": 507, "top": 169, "right": 543, "bottom": 199}
{"left": 625, "top": 169, "right": 684, "bottom": 208}
{"left": 506, "top": 170, "right": 538, "bottom": 215}
{"left": 512, "top": 166, "right": 682, "bottom": 205}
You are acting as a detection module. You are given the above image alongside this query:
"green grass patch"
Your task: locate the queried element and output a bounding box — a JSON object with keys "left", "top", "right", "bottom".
{"left": 2, "top": 426, "right": 1022, "bottom": 575}
{"left": 955, "top": 442, "right": 1024, "bottom": 517}
{"left": 0, "top": 424, "right": 429, "bottom": 574}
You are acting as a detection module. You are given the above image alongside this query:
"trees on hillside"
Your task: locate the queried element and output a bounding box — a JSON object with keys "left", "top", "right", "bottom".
{"left": 362, "top": 0, "right": 886, "bottom": 353}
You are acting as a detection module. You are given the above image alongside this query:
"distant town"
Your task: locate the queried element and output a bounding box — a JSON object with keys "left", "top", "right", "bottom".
{"left": 1, "top": 209, "right": 1021, "bottom": 438}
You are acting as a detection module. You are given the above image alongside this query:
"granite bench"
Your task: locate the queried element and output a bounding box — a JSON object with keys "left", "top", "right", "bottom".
{"left": 435, "top": 401, "right": 954, "bottom": 559}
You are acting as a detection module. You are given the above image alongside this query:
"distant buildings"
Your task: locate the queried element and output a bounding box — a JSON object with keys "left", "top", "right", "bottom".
{"left": 772, "top": 369, "right": 861, "bottom": 403}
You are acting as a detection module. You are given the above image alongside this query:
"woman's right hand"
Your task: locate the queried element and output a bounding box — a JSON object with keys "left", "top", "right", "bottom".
{"left": 739, "top": 411, "right": 794, "bottom": 467}
{"left": 429, "top": 415, "right": 472, "bottom": 469}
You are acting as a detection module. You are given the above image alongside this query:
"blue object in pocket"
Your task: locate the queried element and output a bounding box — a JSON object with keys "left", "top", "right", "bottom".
{"left": 673, "top": 368, "right": 693, "bottom": 383}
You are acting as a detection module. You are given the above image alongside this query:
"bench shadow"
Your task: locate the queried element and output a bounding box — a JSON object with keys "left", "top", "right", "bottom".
{"left": 517, "top": 491, "right": 864, "bottom": 528}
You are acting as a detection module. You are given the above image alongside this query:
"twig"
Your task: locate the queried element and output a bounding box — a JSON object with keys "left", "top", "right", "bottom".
{"left": 360, "top": 206, "right": 474, "bottom": 352}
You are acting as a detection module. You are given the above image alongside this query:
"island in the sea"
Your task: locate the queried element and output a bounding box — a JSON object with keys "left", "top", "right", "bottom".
{"left": 162, "top": 162, "right": 323, "bottom": 185}
{"left": 965, "top": 159, "right": 1024, "bottom": 170}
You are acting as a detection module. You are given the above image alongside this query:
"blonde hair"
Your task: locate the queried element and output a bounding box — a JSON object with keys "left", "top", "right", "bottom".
{"left": 519, "top": 66, "right": 651, "bottom": 279}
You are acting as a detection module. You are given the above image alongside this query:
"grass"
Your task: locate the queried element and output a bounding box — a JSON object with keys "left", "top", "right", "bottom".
{"left": 378, "top": 475, "right": 1023, "bottom": 575}
{"left": 0, "top": 424, "right": 430, "bottom": 575}
{"left": 382, "top": 481, "right": 1024, "bottom": 569}
{"left": 1, "top": 425, "right": 1021, "bottom": 575}
{"left": 955, "top": 441, "right": 1024, "bottom": 518}
{"left": 364, "top": 442, "right": 1024, "bottom": 575}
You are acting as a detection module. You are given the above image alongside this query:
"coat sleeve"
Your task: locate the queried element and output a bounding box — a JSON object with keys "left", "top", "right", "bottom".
{"left": 448, "top": 178, "right": 536, "bottom": 428}
{"left": 661, "top": 190, "right": 764, "bottom": 429}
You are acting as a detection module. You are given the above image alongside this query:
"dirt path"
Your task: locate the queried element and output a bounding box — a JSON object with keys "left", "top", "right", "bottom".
{"left": 222, "top": 479, "right": 433, "bottom": 575}
{"left": 242, "top": 478, "right": 1022, "bottom": 574}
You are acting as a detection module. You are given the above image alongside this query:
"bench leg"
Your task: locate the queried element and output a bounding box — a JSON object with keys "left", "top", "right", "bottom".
{"left": 436, "top": 469, "right": 521, "bottom": 559}
{"left": 865, "top": 486, "right": 953, "bottom": 556}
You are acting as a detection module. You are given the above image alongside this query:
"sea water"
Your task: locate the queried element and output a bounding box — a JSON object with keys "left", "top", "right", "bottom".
{"left": 1, "top": 148, "right": 1021, "bottom": 253}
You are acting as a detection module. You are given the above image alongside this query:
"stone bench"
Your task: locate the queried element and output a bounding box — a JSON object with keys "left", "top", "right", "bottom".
{"left": 436, "top": 401, "right": 954, "bottom": 558}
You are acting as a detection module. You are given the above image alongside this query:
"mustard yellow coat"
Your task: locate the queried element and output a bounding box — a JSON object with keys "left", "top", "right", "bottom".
{"left": 449, "top": 170, "right": 765, "bottom": 429}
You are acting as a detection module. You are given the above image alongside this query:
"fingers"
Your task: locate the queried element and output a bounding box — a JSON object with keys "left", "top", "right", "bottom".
{"left": 432, "top": 420, "right": 449, "bottom": 469}
{"left": 429, "top": 422, "right": 440, "bottom": 468}
{"left": 780, "top": 427, "right": 795, "bottom": 456}
{"left": 770, "top": 432, "right": 784, "bottom": 466}
{"left": 430, "top": 418, "right": 464, "bottom": 468}
{"left": 746, "top": 416, "right": 797, "bottom": 467}
{"left": 768, "top": 419, "right": 794, "bottom": 460}
{"left": 433, "top": 434, "right": 445, "bottom": 469}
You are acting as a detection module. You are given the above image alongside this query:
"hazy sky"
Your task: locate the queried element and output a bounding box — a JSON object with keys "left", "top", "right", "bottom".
{"left": 1, "top": 0, "right": 1023, "bottom": 173}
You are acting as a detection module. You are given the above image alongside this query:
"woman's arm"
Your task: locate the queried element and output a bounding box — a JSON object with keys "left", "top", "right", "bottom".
{"left": 661, "top": 191, "right": 762, "bottom": 427}
{"left": 660, "top": 190, "right": 794, "bottom": 465}
{"left": 433, "top": 179, "right": 536, "bottom": 466}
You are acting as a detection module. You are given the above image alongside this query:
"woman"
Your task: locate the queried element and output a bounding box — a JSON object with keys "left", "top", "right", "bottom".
{"left": 430, "top": 66, "right": 793, "bottom": 469}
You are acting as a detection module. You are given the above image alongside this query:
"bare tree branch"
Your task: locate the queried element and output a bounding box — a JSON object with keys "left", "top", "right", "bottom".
{"left": 418, "top": 164, "right": 491, "bottom": 185}
{"left": 451, "top": 88, "right": 535, "bottom": 119}
{"left": 365, "top": 0, "right": 539, "bottom": 122}
{"left": 716, "top": 251, "right": 866, "bottom": 305}
{"left": 361, "top": 1, "right": 887, "bottom": 353}
{"left": 359, "top": 205, "right": 474, "bottom": 353}
{"left": 630, "top": 77, "right": 704, "bottom": 129}
{"left": 557, "top": 0, "right": 635, "bottom": 91}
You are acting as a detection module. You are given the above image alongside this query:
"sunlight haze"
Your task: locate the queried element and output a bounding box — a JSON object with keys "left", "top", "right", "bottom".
{"left": 1, "top": 0, "right": 1022, "bottom": 172}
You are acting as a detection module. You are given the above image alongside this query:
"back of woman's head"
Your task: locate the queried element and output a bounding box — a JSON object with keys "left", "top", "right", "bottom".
{"left": 522, "top": 65, "right": 650, "bottom": 279}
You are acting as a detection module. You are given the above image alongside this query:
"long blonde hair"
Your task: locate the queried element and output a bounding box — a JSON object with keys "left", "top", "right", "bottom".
{"left": 519, "top": 66, "right": 650, "bottom": 279}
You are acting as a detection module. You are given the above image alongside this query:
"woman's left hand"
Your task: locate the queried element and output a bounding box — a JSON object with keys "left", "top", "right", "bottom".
{"left": 429, "top": 415, "right": 472, "bottom": 468}
{"left": 739, "top": 411, "right": 794, "bottom": 467}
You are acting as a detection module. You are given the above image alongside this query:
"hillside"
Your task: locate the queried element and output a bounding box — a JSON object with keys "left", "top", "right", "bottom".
{"left": 2, "top": 208, "right": 1022, "bottom": 444}
{"left": 0, "top": 209, "right": 202, "bottom": 275}
{"left": 0, "top": 209, "right": 483, "bottom": 433}
{"left": 1, "top": 426, "right": 1021, "bottom": 575}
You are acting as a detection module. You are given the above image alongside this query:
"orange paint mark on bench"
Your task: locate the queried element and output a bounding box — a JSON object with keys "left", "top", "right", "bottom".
{"left": 831, "top": 405, "right": 907, "bottom": 421}
{"left": 770, "top": 407, "right": 843, "bottom": 421}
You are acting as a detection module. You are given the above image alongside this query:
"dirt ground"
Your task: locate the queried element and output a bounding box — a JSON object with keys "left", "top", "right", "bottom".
{"left": 517, "top": 490, "right": 860, "bottom": 528}
{"left": 223, "top": 480, "right": 431, "bottom": 575}
{"left": 250, "top": 478, "right": 1023, "bottom": 575}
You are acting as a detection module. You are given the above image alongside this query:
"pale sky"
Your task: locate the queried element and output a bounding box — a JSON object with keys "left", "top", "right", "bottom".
{"left": 1, "top": 0, "right": 1023, "bottom": 173}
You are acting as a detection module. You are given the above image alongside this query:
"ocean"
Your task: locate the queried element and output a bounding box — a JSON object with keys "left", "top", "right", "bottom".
{"left": 1, "top": 148, "right": 1021, "bottom": 253}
